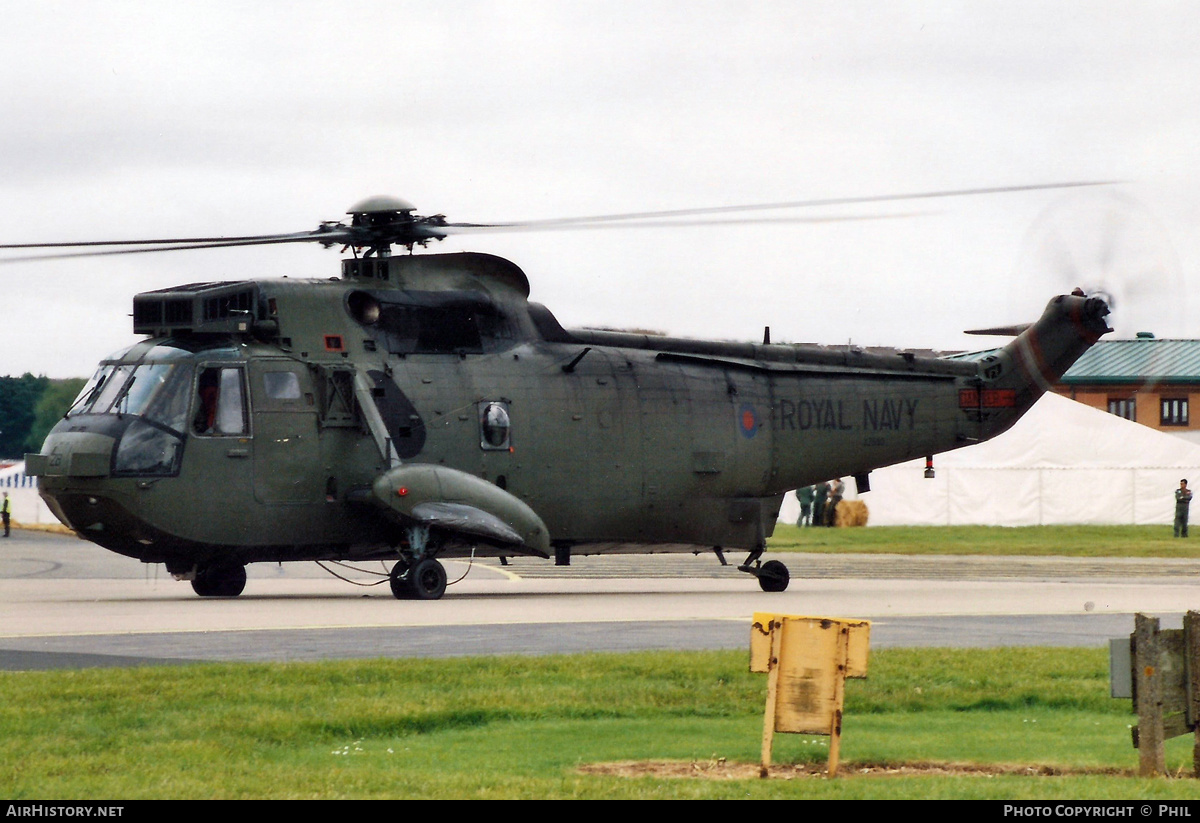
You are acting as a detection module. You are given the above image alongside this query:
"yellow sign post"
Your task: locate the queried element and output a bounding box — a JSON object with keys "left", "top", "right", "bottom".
{"left": 750, "top": 613, "right": 870, "bottom": 778}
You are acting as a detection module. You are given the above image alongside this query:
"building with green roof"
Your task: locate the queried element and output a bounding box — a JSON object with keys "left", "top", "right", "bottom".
{"left": 1054, "top": 335, "right": 1200, "bottom": 443}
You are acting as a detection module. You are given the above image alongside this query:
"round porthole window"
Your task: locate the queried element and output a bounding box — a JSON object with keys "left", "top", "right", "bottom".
{"left": 480, "top": 402, "right": 511, "bottom": 449}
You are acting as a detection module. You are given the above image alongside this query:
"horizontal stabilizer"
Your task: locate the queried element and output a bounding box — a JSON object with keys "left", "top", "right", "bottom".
{"left": 964, "top": 323, "right": 1032, "bottom": 336}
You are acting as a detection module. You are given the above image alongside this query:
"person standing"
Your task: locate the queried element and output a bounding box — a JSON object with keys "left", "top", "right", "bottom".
{"left": 796, "top": 486, "right": 815, "bottom": 526}
{"left": 1, "top": 492, "right": 10, "bottom": 538}
{"left": 813, "top": 481, "right": 830, "bottom": 528}
{"left": 1175, "top": 479, "right": 1193, "bottom": 538}
{"left": 826, "top": 478, "right": 846, "bottom": 526}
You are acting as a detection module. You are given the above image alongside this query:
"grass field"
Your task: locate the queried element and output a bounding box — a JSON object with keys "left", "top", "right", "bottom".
{"left": 3, "top": 648, "right": 1198, "bottom": 799}
{"left": 768, "top": 523, "right": 1200, "bottom": 557}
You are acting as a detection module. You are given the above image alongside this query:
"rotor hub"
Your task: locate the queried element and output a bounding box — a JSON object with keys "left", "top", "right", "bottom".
{"left": 337, "top": 196, "right": 448, "bottom": 254}
{"left": 348, "top": 195, "right": 418, "bottom": 216}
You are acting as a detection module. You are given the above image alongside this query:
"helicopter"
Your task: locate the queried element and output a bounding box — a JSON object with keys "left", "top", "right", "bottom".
{"left": 11, "top": 185, "right": 1113, "bottom": 600}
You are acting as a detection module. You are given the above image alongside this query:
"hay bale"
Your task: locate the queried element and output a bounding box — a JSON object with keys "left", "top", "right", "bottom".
{"left": 833, "top": 500, "right": 869, "bottom": 527}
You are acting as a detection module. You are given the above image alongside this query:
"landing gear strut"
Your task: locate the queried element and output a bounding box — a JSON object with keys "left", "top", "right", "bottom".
{"left": 738, "top": 548, "right": 790, "bottom": 593}
{"left": 191, "top": 560, "right": 247, "bottom": 597}
{"left": 388, "top": 525, "right": 448, "bottom": 600}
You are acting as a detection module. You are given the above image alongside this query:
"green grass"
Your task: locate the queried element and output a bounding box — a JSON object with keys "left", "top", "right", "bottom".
{"left": 2, "top": 648, "right": 1198, "bottom": 799}
{"left": 768, "top": 524, "right": 1200, "bottom": 557}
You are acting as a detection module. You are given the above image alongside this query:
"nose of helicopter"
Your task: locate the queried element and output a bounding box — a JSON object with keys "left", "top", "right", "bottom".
{"left": 25, "top": 430, "right": 115, "bottom": 481}
{"left": 26, "top": 428, "right": 119, "bottom": 534}
{"left": 27, "top": 429, "right": 174, "bottom": 561}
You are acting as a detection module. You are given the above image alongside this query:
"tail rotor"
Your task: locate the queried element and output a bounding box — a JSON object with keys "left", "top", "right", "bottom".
{"left": 1012, "top": 190, "right": 1185, "bottom": 339}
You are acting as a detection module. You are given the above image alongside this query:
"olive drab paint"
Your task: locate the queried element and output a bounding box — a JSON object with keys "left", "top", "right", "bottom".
{"left": 25, "top": 251, "right": 1112, "bottom": 599}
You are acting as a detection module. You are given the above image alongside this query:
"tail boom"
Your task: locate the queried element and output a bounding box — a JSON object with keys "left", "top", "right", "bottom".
{"left": 974, "top": 293, "right": 1111, "bottom": 437}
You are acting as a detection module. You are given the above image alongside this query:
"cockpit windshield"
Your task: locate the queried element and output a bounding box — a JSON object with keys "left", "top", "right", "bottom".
{"left": 64, "top": 343, "right": 250, "bottom": 478}
{"left": 68, "top": 345, "right": 195, "bottom": 434}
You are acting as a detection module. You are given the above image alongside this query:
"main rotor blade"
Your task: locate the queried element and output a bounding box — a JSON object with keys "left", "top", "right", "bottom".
{"left": 0, "top": 233, "right": 314, "bottom": 250}
{"left": 0, "top": 180, "right": 1118, "bottom": 264}
{"left": 441, "top": 211, "right": 930, "bottom": 235}
{"left": 443, "top": 181, "right": 1119, "bottom": 230}
{"left": 0, "top": 230, "right": 354, "bottom": 264}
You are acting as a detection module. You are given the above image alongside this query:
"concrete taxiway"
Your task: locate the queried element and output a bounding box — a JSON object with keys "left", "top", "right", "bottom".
{"left": 2, "top": 530, "right": 1198, "bottom": 669}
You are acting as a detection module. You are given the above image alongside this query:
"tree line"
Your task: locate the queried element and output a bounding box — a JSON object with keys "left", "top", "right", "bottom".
{"left": 0, "top": 375, "right": 87, "bottom": 459}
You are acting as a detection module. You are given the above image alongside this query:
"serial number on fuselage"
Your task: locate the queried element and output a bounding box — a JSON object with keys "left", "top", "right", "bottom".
{"left": 775, "top": 398, "right": 919, "bottom": 432}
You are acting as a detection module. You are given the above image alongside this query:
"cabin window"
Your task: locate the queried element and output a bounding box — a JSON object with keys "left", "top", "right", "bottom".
{"left": 1161, "top": 398, "right": 1190, "bottom": 427}
{"left": 479, "top": 401, "right": 512, "bottom": 450}
{"left": 1107, "top": 398, "right": 1136, "bottom": 421}
{"left": 263, "top": 371, "right": 302, "bottom": 401}
{"left": 194, "top": 367, "right": 249, "bottom": 435}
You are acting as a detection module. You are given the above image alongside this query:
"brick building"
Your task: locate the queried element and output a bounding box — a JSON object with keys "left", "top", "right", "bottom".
{"left": 1054, "top": 335, "right": 1200, "bottom": 444}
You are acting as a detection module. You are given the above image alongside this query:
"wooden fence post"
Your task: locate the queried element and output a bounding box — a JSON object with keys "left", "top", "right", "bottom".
{"left": 1135, "top": 613, "right": 1166, "bottom": 776}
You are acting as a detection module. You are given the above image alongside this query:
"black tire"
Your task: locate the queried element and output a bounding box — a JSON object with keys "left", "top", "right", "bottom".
{"left": 758, "top": 559, "right": 790, "bottom": 593}
{"left": 407, "top": 558, "right": 447, "bottom": 600}
{"left": 191, "top": 573, "right": 214, "bottom": 597}
{"left": 389, "top": 560, "right": 411, "bottom": 600}
{"left": 191, "top": 560, "right": 247, "bottom": 597}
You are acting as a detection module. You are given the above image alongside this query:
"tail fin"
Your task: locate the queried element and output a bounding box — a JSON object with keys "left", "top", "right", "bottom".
{"left": 972, "top": 293, "right": 1111, "bottom": 437}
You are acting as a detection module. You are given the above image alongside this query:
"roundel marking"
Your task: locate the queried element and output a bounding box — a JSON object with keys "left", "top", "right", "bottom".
{"left": 739, "top": 404, "right": 759, "bottom": 439}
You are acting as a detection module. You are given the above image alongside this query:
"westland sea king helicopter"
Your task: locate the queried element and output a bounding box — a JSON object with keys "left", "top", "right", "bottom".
{"left": 10, "top": 183, "right": 1114, "bottom": 599}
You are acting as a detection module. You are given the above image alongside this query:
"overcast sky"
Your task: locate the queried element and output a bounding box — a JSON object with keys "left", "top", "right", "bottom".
{"left": 3, "top": 1, "right": 1199, "bottom": 377}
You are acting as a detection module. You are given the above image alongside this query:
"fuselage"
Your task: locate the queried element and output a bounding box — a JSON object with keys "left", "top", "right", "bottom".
{"left": 28, "top": 252, "right": 1110, "bottom": 573}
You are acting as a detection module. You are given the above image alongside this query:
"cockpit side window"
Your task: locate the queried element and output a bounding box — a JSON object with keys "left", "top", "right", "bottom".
{"left": 194, "top": 367, "right": 249, "bottom": 436}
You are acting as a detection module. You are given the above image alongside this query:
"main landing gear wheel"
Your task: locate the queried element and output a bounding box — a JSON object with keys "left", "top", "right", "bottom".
{"left": 388, "top": 560, "right": 410, "bottom": 599}
{"left": 389, "top": 558, "right": 447, "bottom": 600}
{"left": 191, "top": 560, "right": 247, "bottom": 597}
{"left": 757, "top": 559, "right": 790, "bottom": 593}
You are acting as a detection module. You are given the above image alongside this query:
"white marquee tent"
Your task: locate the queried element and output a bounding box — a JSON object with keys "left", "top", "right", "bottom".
{"left": 779, "top": 392, "right": 1200, "bottom": 527}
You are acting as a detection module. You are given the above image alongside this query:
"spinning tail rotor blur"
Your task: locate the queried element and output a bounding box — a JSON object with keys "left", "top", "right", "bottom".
{"left": 1010, "top": 191, "right": 1185, "bottom": 340}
